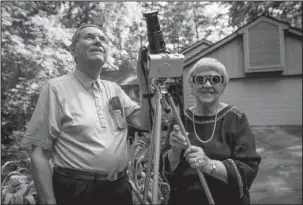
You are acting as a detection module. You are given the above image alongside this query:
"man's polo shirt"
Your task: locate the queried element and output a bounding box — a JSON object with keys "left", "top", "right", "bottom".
{"left": 23, "top": 69, "right": 140, "bottom": 173}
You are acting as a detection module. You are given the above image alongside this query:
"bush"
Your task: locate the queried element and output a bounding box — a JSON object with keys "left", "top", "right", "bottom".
{"left": 1, "top": 131, "right": 31, "bottom": 165}
{"left": 128, "top": 132, "right": 170, "bottom": 204}
{"left": 1, "top": 130, "right": 38, "bottom": 204}
{"left": 1, "top": 158, "right": 38, "bottom": 204}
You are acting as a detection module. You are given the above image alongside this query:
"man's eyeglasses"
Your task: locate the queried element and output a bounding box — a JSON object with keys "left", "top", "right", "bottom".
{"left": 192, "top": 75, "right": 224, "bottom": 85}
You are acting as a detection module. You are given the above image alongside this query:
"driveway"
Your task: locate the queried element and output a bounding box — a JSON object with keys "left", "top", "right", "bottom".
{"left": 250, "top": 126, "right": 302, "bottom": 204}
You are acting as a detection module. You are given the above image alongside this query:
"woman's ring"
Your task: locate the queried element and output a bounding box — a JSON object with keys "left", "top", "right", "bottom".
{"left": 194, "top": 158, "right": 198, "bottom": 165}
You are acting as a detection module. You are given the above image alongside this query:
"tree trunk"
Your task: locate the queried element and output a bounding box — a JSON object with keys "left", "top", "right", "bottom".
{"left": 193, "top": 4, "right": 199, "bottom": 42}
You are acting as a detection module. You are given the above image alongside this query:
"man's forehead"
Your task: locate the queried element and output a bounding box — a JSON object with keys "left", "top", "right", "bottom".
{"left": 79, "top": 26, "right": 105, "bottom": 36}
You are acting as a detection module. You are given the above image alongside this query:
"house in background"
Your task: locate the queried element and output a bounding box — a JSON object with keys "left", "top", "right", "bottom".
{"left": 182, "top": 15, "right": 302, "bottom": 126}
{"left": 181, "top": 39, "right": 213, "bottom": 60}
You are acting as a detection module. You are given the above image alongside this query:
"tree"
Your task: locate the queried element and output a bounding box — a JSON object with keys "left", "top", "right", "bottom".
{"left": 138, "top": 2, "right": 231, "bottom": 53}
{"left": 223, "top": 1, "right": 302, "bottom": 29}
{"left": 1, "top": 1, "right": 132, "bottom": 142}
{"left": 1, "top": 1, "right": 74, "bottom": 142}
{"left": 1, "top": 1, "right": 233, "bottom": 145}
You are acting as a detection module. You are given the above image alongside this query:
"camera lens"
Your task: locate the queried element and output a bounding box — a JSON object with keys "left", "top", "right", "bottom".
{"left": 143, "top": 11, "right": 161, "bottom": 33}
{"left": 143, "top": 10, "right": 166, "bottom": 53}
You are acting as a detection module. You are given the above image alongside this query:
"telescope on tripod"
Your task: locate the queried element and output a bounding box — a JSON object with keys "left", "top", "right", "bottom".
{"left": 140, "top": 10, "right": 215, "bottom": 205}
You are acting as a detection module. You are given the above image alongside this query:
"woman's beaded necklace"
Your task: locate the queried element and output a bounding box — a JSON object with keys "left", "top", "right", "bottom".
{"left": 192, "top": 104, "right": 219, "bottom": 143}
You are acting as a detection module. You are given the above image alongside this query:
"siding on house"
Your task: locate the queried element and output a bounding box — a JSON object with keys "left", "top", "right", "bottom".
{"left": 186, "top": 76, "right": 302, "bottom": 126}
{"left": 221, "top": 76, "right": 302, "bottom": 126}
{"left": 285, "top": 33, "right": 303, "bottom": 75}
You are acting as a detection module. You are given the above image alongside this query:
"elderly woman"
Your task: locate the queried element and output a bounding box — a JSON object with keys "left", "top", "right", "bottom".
{"left": 161, "top": 58, "right": 261, "bottom": 205}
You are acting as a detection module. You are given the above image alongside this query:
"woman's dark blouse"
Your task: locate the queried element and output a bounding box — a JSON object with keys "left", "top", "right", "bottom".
{"left": 161, "top": 105, "right": 261, "bottom": 205}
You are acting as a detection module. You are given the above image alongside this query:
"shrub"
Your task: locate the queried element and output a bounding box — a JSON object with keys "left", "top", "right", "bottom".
{"left": 1, "top": 159, "right": 38, "bottom": 204}
{"left": 1, "top": 131, "right": 31, "bottom": 165}
{"left": 128, "top": 132, "right": 170, "bottom": 204}
{"left": 1, "top": 130, "right": 39, "bottom": 204}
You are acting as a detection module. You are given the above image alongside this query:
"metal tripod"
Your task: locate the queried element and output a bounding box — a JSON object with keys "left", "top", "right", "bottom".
{"left": 142, "top": 79, "right": 215, "bottom": 204}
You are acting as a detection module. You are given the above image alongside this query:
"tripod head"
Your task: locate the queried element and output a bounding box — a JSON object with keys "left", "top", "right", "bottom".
{"left": 152, "top": 79, "right": 171, "bottom": 114}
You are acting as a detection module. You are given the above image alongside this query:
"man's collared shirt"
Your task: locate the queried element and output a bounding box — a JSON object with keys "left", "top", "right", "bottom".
{"left": 23, "top": 69, "right": 140, "bottom": 173}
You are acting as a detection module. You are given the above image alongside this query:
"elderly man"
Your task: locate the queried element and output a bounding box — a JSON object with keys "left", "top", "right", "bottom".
{"left": 23, "top": 24, "right": 153, "bottom": 205}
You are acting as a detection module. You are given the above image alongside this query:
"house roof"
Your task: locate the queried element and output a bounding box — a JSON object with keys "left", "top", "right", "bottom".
{"left": 101, "top": 69, "right": 139, "bottom": 85}
{"left": 180, "top": 39, "right": 213, "bottom": 54}
{"left": 184, "top": 15, "right": 303, "bottom": 68}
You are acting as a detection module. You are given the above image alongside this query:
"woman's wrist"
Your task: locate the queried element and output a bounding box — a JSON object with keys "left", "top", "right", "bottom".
{"left": 201, "top": 158, "right": 216, "bottom": 175}
{"left": 202, "top": 159, "right": 228, "bottom": 183}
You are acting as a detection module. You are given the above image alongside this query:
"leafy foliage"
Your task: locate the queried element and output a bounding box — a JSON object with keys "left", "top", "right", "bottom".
{"left": 1, "top": 1, "right": 75, "bottom": 143}
{"left": 140, "top": 2, "right": 233, "bottom": 52}
{"left": 127, "top": 131, "right": 170, "bottom": 204}
{"left": 1, "top": 158, "right": 37, "bottom": 204}
{"left": 222, "top": 1, "right": 302, "bottom": 29}
{"left": 1, "top": 131, "right": 31, "bottom": 164}
{"left": 1, "top": 1, "right": 232, "bottom": 144}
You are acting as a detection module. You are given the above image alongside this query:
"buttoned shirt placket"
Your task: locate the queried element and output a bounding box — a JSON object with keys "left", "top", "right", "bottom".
{"left": 93, "top": 80, "right": 107, "bottom": 128}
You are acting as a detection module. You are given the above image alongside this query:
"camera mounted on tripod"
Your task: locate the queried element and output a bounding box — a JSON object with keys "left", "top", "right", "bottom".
{"left": 142, "top": 10, "right": 184, "bottom": 79}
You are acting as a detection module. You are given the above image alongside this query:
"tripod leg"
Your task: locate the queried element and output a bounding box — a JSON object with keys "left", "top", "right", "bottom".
{"left": 142, "top": 116, "right": 156, "bottom": 204}
{"left": 142, "top": 92, "right": 163, "bottom": 204}
{"left": 151, "top": 93, "right": 162, "bottom": 204}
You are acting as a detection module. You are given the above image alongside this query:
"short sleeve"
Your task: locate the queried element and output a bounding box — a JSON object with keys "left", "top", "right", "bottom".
{"left": 116, "top": 84, "right": 140, "bottom": 117}
{"left": 22, "top": 83, "right": 62, "bottom": 150}
{"left": 222, "top": 112, "right": 261, "bottom": 199}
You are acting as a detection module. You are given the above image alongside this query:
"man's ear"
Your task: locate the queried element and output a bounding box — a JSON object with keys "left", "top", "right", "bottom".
{"left": 70, "top": 46, "right": 76, "bottom": 57}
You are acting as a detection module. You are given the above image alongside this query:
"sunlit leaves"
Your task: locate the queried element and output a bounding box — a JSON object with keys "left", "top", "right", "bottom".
{"left": 1, "top": 158, "right": 37, "bottom": 204}
{"left": 1, "top": 1, "right": 233, "bottom": 144}
{"left": 223, "top": 1, "right": 302, "bottom": 29}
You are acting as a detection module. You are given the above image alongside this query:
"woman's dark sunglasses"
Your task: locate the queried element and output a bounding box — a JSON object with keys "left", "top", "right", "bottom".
{"left": 192, "top": 75, "right": 224, "bottom": 85}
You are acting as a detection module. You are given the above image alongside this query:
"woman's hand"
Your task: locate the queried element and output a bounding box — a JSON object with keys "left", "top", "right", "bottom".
{"left": 183, "top": 146, "right": 211, "bottom": 173}
{"left": 169, "top": 125, "right": 188, "bottom": 153}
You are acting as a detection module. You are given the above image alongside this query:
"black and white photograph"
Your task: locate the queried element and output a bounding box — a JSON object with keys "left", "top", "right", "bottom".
{"left": 1, "top": 1, "right": 302, "bottom": 204}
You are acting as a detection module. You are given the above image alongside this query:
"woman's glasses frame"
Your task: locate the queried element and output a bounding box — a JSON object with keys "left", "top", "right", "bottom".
{"left": 192, "top": 75, "right": 224, "bottom": 85}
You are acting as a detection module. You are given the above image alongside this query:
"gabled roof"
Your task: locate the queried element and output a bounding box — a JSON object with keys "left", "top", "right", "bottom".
{"left": 184, "top": 15, "right": 302, "bottom": 68}
{"left": 180, "top": 39, "right": 213, "bottom": 54}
